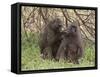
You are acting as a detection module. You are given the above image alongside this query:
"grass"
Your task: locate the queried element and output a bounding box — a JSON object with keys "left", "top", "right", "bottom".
{"left": 21, "top": 32, "right": 95, "bottom": 71}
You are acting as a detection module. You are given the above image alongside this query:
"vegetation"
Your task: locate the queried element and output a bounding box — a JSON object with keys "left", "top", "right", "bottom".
{"left": 21, "top": 32, "right": 95, "bottom": 71}
{"left": 21, "top": 6, "right": 95, "bottom": 71}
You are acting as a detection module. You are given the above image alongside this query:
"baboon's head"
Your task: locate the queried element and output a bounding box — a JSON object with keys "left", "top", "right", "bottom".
{"left": 67, "top": 20, "right": 80, "bottom": 36}
{"left": 50, "top": 18, "right": 63, "bottom": 32}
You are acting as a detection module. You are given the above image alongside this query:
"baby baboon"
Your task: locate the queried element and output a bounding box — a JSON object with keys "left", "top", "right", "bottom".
{"left": 40, "top": 18, "right": 63, "bottom": 59}
{"left": 56, "top": 20, "right": 83, "bottom": 64}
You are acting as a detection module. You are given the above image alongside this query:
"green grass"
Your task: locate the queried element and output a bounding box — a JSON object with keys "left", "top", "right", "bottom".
{"left": 21, "top": 32, "right": 95, "bottom": 71}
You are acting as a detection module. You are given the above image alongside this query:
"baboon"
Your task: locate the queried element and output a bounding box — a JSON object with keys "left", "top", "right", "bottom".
{"left": 40, "top": 18, "right": 63, "bottom": 59}
{"left": 56, "top": 20, "right": 83, "bottom": 64}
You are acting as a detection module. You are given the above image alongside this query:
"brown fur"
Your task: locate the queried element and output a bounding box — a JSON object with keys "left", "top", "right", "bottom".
{"left": 56, "top": 20, "right": 83, "bottom": 64}
{"left": 39, "top": 18, "right": 63, "bottom": 59}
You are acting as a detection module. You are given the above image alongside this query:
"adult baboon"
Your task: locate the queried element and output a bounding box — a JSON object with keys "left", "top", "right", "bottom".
{"left": 40, "top": 18, "right": 63, "bottom": 59}
{"left": 56, "top": 20, "right": 83, "bottom": 64}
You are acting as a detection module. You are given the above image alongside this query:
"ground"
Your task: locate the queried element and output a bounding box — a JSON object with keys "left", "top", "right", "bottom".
{"left": 21, "top": 33, "right": 95, "bottom": 71}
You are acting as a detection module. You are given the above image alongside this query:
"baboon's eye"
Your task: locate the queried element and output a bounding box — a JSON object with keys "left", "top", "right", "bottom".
{"left": 71, "top": 26, "right": 76, "bottom": 32}
{"left": 57, "top": 25, "right": 62, "bottom": 29}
